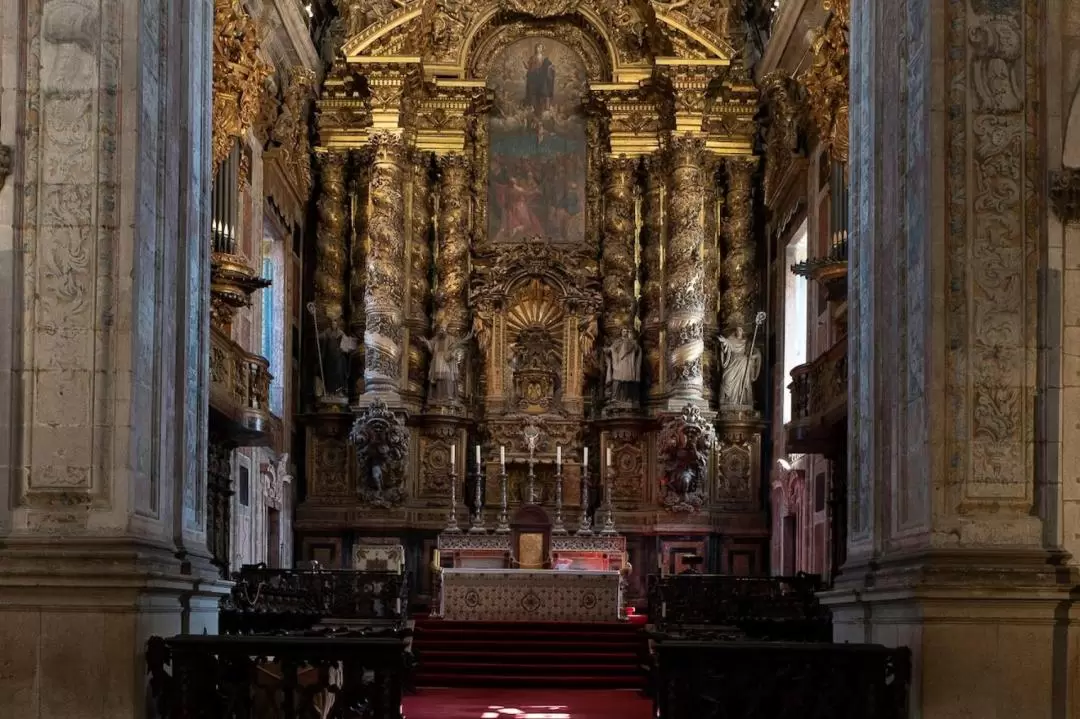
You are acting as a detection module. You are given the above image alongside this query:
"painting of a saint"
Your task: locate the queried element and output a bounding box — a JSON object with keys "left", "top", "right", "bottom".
{"left": 488, "top": 38, "right": 587, "bottom": 244}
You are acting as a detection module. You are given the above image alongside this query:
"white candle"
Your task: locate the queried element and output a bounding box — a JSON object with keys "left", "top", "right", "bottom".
{"left": 557, "top": 446, "right": 562, "bottom": 466}
{"left": 475, "top": 444, "right": 481, "bottom": 469}
{"left": 500, "top": 445, "right": 505, "bottom": 466}
{"left": 450, "top": 444, "right": 456, "bottom": 467}
{"left": 607, "top": 446, "right": 612, "bottom": 467}
{"left": 583, "top": 447, "right": 588, "bottom": 467}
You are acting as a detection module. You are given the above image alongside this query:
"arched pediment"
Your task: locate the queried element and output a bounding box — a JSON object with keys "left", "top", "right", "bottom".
{"left": 336, "top": 0, "right": 736, "bottom": 77}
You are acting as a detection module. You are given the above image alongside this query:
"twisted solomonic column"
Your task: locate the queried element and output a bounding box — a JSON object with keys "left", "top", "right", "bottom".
{"left": 314, "top": 151, "right": 348, "bottom": 327}
{"left": 720, "top": 156, "right": 759, "bottom": 334}
{"left": 362, "top": 133, "right": 408, "bottom": 398}
{"left": 664, "top": 136, "right": 709, "bottom": 406}
{"left": 405, "top": 151, "right": 434, "bottom": 405}
{"left": 434, "top": 153, "right": 471, "bottom": 337}
{"left": 601, "top": 155, "right": 641, "bottom": 409}
{"left": 640, "top": 154, "right": 666, "bottom": 405}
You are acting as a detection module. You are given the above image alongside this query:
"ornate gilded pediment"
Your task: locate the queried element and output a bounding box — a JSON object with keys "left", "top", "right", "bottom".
{"left": 332, "top": 0, "right": 735, "bottom": 75}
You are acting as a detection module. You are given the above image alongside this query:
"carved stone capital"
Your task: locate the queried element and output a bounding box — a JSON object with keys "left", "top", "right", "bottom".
{"left": 1051, "top": 169, "right": 1080, "bottom": 225}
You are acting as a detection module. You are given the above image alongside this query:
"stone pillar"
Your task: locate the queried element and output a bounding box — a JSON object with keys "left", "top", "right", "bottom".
{"left": 404, "top": 151, "right": 433, "bottom": 409}
{"left": 601, "top": 155, "right": 640, "bottom": 411}
{"left": 663, "top": 137, "right": 708, "bottom": 407}
{"left": 641, "top": 154, "right": 666, "bottom": 407}
{"left": 822, "top": 1, "right": 1079, "bottom": 716}
{"left": 361, "top": 132, "right": 408, "bottom": 401}
{"left": 719, "top": 156, "right": 758, "bottom": 335}
{"left": 430, "top": 152, "right": 471, "bottom": 409}
{"left": 0, "top": 1, "right": 227, "bottom": 717}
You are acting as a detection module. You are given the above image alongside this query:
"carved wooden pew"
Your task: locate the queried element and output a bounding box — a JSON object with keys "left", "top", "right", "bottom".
{"left": 147, "top": 629, "right": 408, "bottom": 719}
{"left": 646, "top": 572, "right": 831, "bottom": 641}
{"left": 220, "top": 563, "right": 411, "bottom": 635}
{"left": 652, "top": 638, "right": 910, "bottom": 719}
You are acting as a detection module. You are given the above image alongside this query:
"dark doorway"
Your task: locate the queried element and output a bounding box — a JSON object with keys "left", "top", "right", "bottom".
{"left": 267, "top": 507, "right": 281, "bottom": 567}
{"left": 783, "top": 515, "right": 797, "bottom": 576}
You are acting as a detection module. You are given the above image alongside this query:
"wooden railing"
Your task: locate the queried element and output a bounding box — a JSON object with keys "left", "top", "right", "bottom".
{"left": 209, "top": 325, "right": 283, "bottom": 451}
{"left": 146, "top": 629, "right": 408, "bottom": 719}
{"left": 220, "top": 565, "right": 410, "bottom": 634}
{"left": 653, "top": 638, "right": 910, "bottom": 719}
{"left": 647, "top": 573, "right": 831, "bottom": 642}
{"left": 786, "top": 335, "right": 847, "bottom": 455}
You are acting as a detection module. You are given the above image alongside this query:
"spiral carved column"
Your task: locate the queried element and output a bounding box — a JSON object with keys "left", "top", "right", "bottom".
{"left": 434, "top": 154, "right": 471, "bottom": 337}
{"left": 362, "top": 133, "right": 408, "bottom": 399}
{"left": 429, "top": 153, "right": 472, "bottom": 410}
{"left": 601, "top": 155, "right": 640, "bottom": 410}
{"left": 405, "top": 151, "right": 434, "bottom": 407}
{"left": 314, "top": 151, "right": 348, "bottom": 326}
{"left": 601, "top": 157, "right": 638, "bottom": 340}
{"left": 663, "top": 137, "right": 708, "bottom": 406}
{"left": 720, "top": 156, "right": 759, "bottom": 334}
{"left": 641, "top": 154, "right": 665, "bottom": 406}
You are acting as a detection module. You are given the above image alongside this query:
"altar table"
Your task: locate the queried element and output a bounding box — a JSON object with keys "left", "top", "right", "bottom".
{"left": 439, "top": 568, "right": 623, "bottom": 622}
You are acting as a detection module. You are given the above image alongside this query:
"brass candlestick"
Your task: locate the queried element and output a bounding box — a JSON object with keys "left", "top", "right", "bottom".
{"left": 576, "top": 462, "right": 593, "bottom": 536}
{"left": 495, "top": 466, "right": 511, "bottom": 534}
{"left": 552, "top": 461, "right": 567, "bottom": 535}
{"left": 444, "top": 463, "right": 461, "bottom": 534}
{"left": 600, "top": 465, "right": 618, "bottom": 536}
{"left": 468, "top": 466, "right": 487, "bottom": 534}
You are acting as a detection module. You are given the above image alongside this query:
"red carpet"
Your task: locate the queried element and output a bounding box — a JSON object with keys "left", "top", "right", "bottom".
{"left": 412, "top": 619, "right": 646, "bottom": 689}
{"left": 403, "top": 688, "right": 652, "bottom": 719}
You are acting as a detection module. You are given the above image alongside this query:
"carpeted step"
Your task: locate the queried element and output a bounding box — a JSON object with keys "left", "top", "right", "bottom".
{"left": 412, "top": 673, "right": 647, "bottom": 690}
{"left": 412, "top": 619, "right": 647, "bottom": 689}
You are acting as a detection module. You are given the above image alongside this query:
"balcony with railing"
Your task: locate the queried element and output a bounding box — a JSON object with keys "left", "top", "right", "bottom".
{"left": 209, "top": 326, "right": 284, "bottom": 450}
{"left": 785, "top": 334, "right": 847, "bottom": 456}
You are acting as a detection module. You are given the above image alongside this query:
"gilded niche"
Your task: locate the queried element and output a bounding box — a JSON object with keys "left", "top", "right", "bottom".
{"left": 488, "top": 38, "right": 588, "bottom": 244}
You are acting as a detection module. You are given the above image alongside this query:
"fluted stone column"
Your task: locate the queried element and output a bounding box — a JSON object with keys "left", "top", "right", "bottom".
{"left": 361, "top": 132, "right": 408, "bottom": 401}
{"left": 0, "top": 1, "right": 226, "bottom": 717}
{"left": 641, "top": 155, "right": 666, "bottom": 406}
{"left": 720, "top": 156, "right": 758, "bottom": 335}
{"left": 663, "top": 137, "right": 708, "bottom": 407}
{"left": 823, "top": 1, "right": 1080, "bottom": 716}
{"left": 601, "top": 155, "right": 640, "bottom": 410}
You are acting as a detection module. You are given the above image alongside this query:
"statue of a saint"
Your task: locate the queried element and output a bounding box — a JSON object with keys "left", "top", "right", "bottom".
{"left": 718, "top": 327, "right": 762, "bottom": 408}
{"left": 420, "top": 327, "right": 471, "bottom": 403}
{"left": 317, "top": 317, "right": 358, "bottom": 403}
{"left": 604, "top": 328, "right": 641, "bottom": 403}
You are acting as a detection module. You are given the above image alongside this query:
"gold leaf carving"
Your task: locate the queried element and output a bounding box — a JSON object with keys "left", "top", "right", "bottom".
{"left": 212, "top": 0, "right": 271, "bottom": 174}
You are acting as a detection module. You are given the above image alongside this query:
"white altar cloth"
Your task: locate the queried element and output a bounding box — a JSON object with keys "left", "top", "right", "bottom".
{"left": 439, "top": 568, "right": 622, "bottom": 622}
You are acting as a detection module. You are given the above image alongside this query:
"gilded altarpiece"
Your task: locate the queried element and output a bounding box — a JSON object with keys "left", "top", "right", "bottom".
{"left": 298, "top": 0, "right": 771, "bottom": 589}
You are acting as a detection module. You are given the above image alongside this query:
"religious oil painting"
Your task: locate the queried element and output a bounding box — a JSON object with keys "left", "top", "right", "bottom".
{"left": 487, "top": 37, "right": 588, "bottom": 244}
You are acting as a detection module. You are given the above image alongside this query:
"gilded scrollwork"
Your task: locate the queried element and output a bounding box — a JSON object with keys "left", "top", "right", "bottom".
{"left": 315, "top": 152, "right": 349, "bottom": 326}
{"left": 799, "top": 0, "right": 849, "bottom": 163}
{"left": 267, "top": 67, "right": 318, "bottom": 198}
{"left": 362, "top": 132, "right": 409, "bottom": 394}
{"left": 658, "top": 405, "right": 715, "bottom": 512}
{"left": 212, "top": 0, "right": 271, "bottom": 174}
{"left": 349, "top": 398, "right": 410, "bottom": 507}
{"left": 664, "top": 136, "right": 708, "bottom": 401}
{"left": 760, "top": 70, "right": 804, "bottom": 206}
{"left": 720, "top": 156, "right": 758, "bottom": 335}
